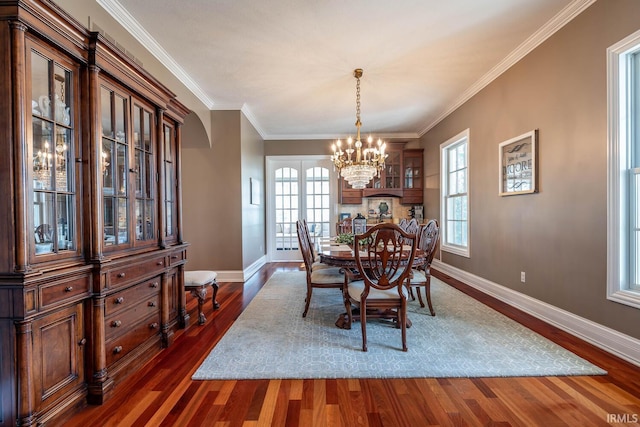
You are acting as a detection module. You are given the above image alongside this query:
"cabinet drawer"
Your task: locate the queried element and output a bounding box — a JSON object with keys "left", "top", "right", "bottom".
{"left": 40, "top": 276, "right": 91, "bottom": 309}
{"left": 109, "top": 256, "right": 166, "bottom": 289}
{"left": 104, "top": 278, "right": 160, "bottom": 317}
{"left": 105, "top": 312, "right": 161, "bottom": 367}
{"left": 169, "top": 249, "right": 186, "bottom": 265}
{"left": 105, "top": 294, "right": 160, "bottom": 341}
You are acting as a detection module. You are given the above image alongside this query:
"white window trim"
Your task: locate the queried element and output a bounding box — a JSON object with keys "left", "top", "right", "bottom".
{"left": 440, "top": 129, "right": 470, "bottom": 258}
{"left": 607, "top": 29, "right": 640, "bottom": 309}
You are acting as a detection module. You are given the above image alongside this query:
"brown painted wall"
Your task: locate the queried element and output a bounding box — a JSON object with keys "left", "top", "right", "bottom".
{"left": 183, "top": 110, "right": 243, "bottom": 270}
{"left": 241, "top": 115, "right": 266, "bottom": 269}
{"left": 421, "top": 0, "right": 640, "bottom": 339}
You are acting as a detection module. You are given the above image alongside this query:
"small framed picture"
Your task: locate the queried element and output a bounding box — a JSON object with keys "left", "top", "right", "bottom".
{"left": 339, "top": 212, "right": 350, "bottom": 221}
{"left": 250, "top": 177, "right": 261, "bottom": 205}
{"left": 499, "top": 129, "right": 538, "bottom": 196}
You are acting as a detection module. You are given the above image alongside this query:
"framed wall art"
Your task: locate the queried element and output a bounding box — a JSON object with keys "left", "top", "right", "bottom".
{"left": 498, "top": 129, "right": 538, "bottom": 196}
{"left": 250, "top": 177, "right": 261, "bottom": 205}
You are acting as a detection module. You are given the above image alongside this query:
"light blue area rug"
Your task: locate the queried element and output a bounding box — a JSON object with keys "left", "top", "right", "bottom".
{"left": 192, "top": 271, "right": 606, "bottom": 379}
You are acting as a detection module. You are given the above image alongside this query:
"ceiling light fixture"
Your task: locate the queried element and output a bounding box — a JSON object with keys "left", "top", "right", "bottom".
{"left": 330, "top": 68, "right": 386, "bottom": 189}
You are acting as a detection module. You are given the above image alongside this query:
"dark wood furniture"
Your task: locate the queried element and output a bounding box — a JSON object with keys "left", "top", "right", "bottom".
{"left": 341, "top": 223, "right": 417, "bottom": 351}
{"left": 296, "top": 221, "right": 344, "bottom": 317}
{"left": 338, "top": 144, "right": 423, "bottom": 204}
{"left": 407, "top": 220, "right": 440, "bottom": 316}
{"left": 184, "top": 271, "right": 219, "bottom": 325}
{"left": 319, "top": 246, "right": 424, "bottom": 269}
{"left": 0, "top": 1, "right": 189, "bottom": 425}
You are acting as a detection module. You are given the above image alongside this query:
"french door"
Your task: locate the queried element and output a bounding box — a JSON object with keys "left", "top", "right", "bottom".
{"left": 266, "top": 157, "right": 337, "bottom": 261}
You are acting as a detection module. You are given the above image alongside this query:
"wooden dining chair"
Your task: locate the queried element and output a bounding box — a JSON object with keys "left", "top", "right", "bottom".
{"left": 296, "top": 220, "right": 345, "bottom": 317}
{"left": 342, "top": 223, "right": 417, "bottom": 351}
{"left": 407, "top": 219, "right": 440, "bottom": 316}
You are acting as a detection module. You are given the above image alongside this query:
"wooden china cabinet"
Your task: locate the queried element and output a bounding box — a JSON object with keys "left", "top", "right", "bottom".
{"left": 0, "top": 1, "right": 189, "bottom": 425}
{"left": 338, "top": 143, "right": 423, "bottom": 205}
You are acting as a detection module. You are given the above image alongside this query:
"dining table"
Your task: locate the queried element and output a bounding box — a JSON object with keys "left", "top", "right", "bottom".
{"left": 319, "top": 242, "right": 425, "bottom": 329}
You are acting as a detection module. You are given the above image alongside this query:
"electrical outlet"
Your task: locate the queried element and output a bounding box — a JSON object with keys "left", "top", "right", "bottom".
{"left": 520, "top": 271, "right": 526, "bottom": 283}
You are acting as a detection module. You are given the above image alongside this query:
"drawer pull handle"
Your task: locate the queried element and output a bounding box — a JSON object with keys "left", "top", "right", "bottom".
{"left": 156, "top": 261, "right": 164, "bottom": 266}
{"left": 78, "top": 338, "right": 87, "bottom": 346}
{"left": 113, "top": 346, "right": 123, "bottom": 354}
{"left": 111, "top": 320, "right": 122, "bottom": 328}
{"left": 114, "top": 297, "right": 124, "bottom": 304}
{"left": 150, "top": 282, "right": 159, "bottom": 288}
{"left": 117, "top": 273, "right": 126, "bottom": 278}
{"left": 171, "top": 255, "right": 179, "bottom": 259}
{"left": 149, "top": 322, "right": 159, "bottom": 329}
{"left": 148, "top": 301, "right": 157, "bottom": 307}
{"left": 64, "top": 286, "right": 73, "bottom": 292}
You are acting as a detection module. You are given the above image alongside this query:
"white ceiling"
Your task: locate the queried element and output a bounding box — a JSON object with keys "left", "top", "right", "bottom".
{"left": 99, "top": 0, "right": 588, "bottom": 140}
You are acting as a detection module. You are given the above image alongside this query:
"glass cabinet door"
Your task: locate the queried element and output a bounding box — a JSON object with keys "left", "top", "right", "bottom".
{"left": 30, "top": 47, "right": 77, "bottom": 256}
{"left": 163, "top": 121, "right": 177, "bottom": 242}
{"left": 101, "top": 85, "right": 129, "bottom": 247}
{"left": 100, "top": 82, "right": 157, "bottom": 249}
{"left": 384, "top": 150, "right": 401, "bottom": 189}
{"left": 133, "top": 103, "right": 155, "bottom": 242}
{"left": 403, "top": 151, "right": 422, "bottom": 189}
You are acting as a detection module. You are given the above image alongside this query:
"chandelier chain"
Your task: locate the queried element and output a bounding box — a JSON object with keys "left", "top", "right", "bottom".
{"left": 355, "top": 74, "right": 361, "bottom": 126}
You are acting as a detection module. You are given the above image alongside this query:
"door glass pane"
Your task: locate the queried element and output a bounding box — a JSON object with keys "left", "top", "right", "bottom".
{"left": 31, "top": 52, "right": 50, "bottom": 119}
{"left": 33, "top": 192, "right": 54, "bottom": 255}
{"left": 54, "top": 127, "right": 70, "bottom": 192}
{"left": 305, "top": 167, "right": 331, "bottom": 246}
{"left": 56, "top": 194, "right": 74, "bottom": 251}
{"left": 274, "top": 167, "right": 299, "bottom": 251}
{"left": 53, "top": 64, "right": 71, "bottom": 126}
{"left": 33, "top": 118, "right": 53, "bottom": 191}
{"left": 144, "top": 110, "right": 152, "bottom": 151}
{"left": 133, "top": 106, "right": 141, "bottom": 148}
{"left": 145, "top": 199, "right": 154, "bottom": 239}
{"left": 102, "top": 139, "right": 113, "bottom": 192}
{"left": 101, "top": 87, "right": 112, "bottom": 138}
{"left": 118, "top": 199, "right": 128, "bottom": 244}
{"left": 115, "top": 95, "right": 126, "bottom": 142}
{"left": 116, "top": 143, "right": 127, "bottom": 196}
{"left": 104, "top": 197, "right": 115, "bottom": 246}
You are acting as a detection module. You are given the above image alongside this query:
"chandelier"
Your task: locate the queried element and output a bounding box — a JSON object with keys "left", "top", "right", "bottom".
{"left": 33, "top": 138, "right": 68, "bottom": 189}
{"left": 330, "top": 68, "right": 386, "bottom": 189}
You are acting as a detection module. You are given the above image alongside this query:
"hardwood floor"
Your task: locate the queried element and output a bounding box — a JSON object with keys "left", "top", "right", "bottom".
{"left": 64, "top": 263, "right": 640, "bottom": 427}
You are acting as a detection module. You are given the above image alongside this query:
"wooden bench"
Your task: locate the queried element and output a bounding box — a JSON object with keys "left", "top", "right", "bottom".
{"left": 184, "top": 271, "right": 219, "bottom": 325}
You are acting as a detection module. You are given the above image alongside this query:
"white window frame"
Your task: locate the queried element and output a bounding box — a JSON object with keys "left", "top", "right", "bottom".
{"left": 440, "top": 129, "right": 470, "bottom": 258}
{"left": 607, "top": 29, "right": 640, "bottom": 309}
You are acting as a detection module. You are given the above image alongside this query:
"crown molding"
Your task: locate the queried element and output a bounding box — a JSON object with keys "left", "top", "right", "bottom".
{"left": 97, "top": 0, "right": 215, "bottom": 109}
{"left": 418, "top": 0, "right": 597, "bottom": 136}
{"left": 264, "top": 132, "right": 420, "bottom": 141}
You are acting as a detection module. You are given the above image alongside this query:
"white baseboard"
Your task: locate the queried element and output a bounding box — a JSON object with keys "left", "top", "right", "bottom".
{"left": 433, "top": 260, "right": 640, "bottom": 367}
{"left": 214, "top": 256, "right": 267, "bottom": 282}
{"left": 243, "top": 256, "right": 266, "bottom": 281}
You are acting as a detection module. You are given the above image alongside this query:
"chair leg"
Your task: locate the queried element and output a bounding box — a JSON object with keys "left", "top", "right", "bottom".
{"left": 400, "top": 302, "right": 407, "bottom": 352}
{"left": 360, "top": 301, "right": 368, "bottom": 352}
{"left": 425, "top": 278, "right": 435, "bottom": 316}
{"left": 416, "top": 287, "right": 426, "bottom": 308}
{"left": 211, "top": 279, "right": 220, "bottom": 310}
{"left": 190, "top": 286, "right": 208, "bottom": 325}
{"left": 303, "top": 284, "right": 312, "bottom": 317}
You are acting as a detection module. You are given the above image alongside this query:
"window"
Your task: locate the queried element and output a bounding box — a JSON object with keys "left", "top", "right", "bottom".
{"left": 607, "top": 29, "right": 640, "bottom": 309}
{"left": 440, "top": 129, "right": 470, "bottom": 257}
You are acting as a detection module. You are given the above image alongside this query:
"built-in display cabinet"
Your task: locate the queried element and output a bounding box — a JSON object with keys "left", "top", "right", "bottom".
{"left": 0, "top": 1, "right": 190, "bottom": 425}
{"left": 339, "top": 143, "right": 424, "bottom": 204}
